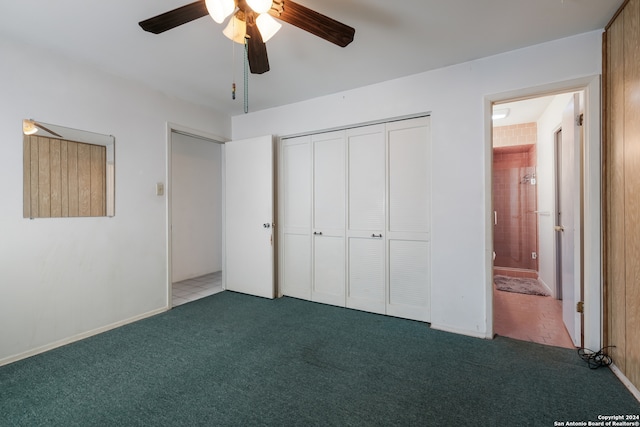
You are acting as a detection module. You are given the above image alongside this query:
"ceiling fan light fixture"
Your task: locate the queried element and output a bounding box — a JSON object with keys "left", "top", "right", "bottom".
{"left": 246, "top": 0, "right": 273, "bottom": 14}
{"left": 256, "top": 13, "right": 282, "bottom": 43}
{"left": 23, "top": 119, "right": 38, "bottom": 135}
{"left": 223, "top": 16, "right": 247, "bottom": 44}
{"left": 205, "top": 0, "right": 235, "bottom": 24}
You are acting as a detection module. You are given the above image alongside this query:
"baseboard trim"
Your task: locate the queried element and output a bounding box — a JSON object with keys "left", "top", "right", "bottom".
{"left": 537, "top": 277, "right": 554, "bottom": 297}
{"left": 0, "top": 306, "right": 169, "bottom": 368}
{"left": 610, "top": 363, "right": 640, "bottom": 403}
{"left": 430, "top": 323, "right": 492, "bottom": 339}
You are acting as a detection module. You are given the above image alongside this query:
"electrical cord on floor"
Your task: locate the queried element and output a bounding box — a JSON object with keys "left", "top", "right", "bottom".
{"left": 578, "top": 346, "right": 615, "bottom": 369}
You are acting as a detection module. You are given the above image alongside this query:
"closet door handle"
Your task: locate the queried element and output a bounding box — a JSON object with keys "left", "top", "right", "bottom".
{"left": 371, "top": 234, "right": 383, "bottom": 238}
{"left": 313, "top": 231, "right": 323, "bottom": 235}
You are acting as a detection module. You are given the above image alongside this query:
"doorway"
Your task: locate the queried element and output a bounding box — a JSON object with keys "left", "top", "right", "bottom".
{"left": 487, "top": 76, "right": 601, "bottom": 351}
{"left": 169, "top": 129, "right": 224, "bottom": 307}
{"left": 491, "top": 92, "right": 580, "bottom": 349}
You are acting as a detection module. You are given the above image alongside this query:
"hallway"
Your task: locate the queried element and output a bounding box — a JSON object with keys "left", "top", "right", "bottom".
{"left": 172, "top": 271, "right": 223, "bottom": 307}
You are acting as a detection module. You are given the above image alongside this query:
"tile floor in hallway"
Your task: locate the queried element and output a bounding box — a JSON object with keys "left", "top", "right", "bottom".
{"left": 172, "top": 271, "right": 223, "bottom": 307}
{"left": 494, "top": 287, "right": 575, "bottom": 349}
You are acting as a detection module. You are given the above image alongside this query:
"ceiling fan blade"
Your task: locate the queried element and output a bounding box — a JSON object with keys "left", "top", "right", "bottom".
{"left": 246, "top": 21, "right": 270, "bottom": 74}
{"left": 270, "top": 0, "right": 355, "bottom": 47}
{"left": 139, "top": 1, "right": 209, "bottom": 34}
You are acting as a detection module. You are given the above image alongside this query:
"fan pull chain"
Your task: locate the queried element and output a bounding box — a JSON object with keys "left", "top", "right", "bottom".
{"left": 244, "top": 37, "right": 249, "bottom": 114}
{"left": 231, "top": 48, "right": 236, "bottom": 100}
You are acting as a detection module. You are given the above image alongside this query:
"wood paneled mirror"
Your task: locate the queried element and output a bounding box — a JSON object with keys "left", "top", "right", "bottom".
{"left": 23, "top": 119, "right": 115, "bottom": 218}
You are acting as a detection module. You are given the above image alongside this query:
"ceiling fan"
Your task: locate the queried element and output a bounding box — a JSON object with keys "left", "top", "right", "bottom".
{"left": 139, "top": 0, "right": 355, "bottom": 75}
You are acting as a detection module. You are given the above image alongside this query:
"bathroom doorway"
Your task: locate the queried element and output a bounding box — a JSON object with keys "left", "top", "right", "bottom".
{"left": 491, "top": 93, "right": 577, "bottom": 349}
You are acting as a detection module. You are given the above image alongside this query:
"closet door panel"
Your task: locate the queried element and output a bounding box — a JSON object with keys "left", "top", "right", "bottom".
{"left": 312, "top": 131, "right": 346, "bottom": 306}
{"left": 313, "top": 235, "right": 345, "bottom": 305}
{"left": 313, "top": 132, "right": 345, "bottom": 232}
{"left": 387, "top": 239, "right": 430, "bottom": 321}
{"left": 386, "top": 117, "right": 431, "bottom": 321}
{"left": 346, "top": 125, "right": 386, "bottom": 314}
{"left": 388, "top": 123, "right": 430, "bottom": 233}
{"left": 347, "top": 126, "right": 385, "bottom": 232}
{"left": 347, "top": 236, "right": 385, "bottom": 314}
{"left": 283, "top": 138, "right": 312, "bottom": 231}
{"left": 281, "top": 136, "right": 312, "bottom": 299}
{"left": 283, "top": 234, "right": 311, "bottom": 300}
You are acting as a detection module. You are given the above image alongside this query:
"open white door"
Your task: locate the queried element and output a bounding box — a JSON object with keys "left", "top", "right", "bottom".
{"left": 224, "top": 135, "right": 275, "bottom": 299}
{"left": 559, "top": 94, "right": 582, "bottom": 347}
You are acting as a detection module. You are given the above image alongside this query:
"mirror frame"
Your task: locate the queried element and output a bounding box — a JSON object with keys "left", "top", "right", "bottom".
{"left": 23, "top": 119, "right": 115, "bottom": 217}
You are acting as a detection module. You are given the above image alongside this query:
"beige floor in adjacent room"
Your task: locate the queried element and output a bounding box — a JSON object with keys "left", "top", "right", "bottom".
{"left": 494, "top": 288, "right": 575, "bottom": 349}
{"left": 172, "top": 271, "right": 223, "bottom": 307}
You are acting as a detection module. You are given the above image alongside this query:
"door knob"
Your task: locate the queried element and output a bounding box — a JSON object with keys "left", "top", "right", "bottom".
{"left": 554, "top": 226, "right": 564, "bottom": 232}
{"left": 263, "top": 223, "right": 271, "bottom": 228}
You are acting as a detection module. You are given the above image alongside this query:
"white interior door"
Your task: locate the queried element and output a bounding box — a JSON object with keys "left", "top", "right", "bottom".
{"left": 225, "top": 135, "right": 274, "bottom": 299}
{"left": 560, "top": 94, "right": 581, "bottom": 346}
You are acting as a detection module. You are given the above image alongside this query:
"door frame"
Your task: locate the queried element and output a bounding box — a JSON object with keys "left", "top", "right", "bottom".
{"left": 166, "top": 122, "right": 228, "bottom": 308}
{"left": 484, "top": 75, "right": 602, "bottom": 350}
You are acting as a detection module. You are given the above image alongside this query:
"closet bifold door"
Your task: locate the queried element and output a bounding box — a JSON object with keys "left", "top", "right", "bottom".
{"left": 280, "top": 117, "right": 431, "bottom": 321}
{"left": 312, "top": 131, "right": 346, "bottom": 306}
{"left": 346, "top": 124, "right": 387, "bottom": 315}
{"left": 280, "top": 135, "right": 312, "bottom": 300}
{"left": 386, "top": 117, "right": 431, "bottom": 322}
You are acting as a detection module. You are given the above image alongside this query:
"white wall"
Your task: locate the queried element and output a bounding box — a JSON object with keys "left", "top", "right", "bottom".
{"left": 232, "top": 30, "right": 603, "bottom": 338}
{"left": 0, "top": 29, "right": 604, "bottom": 363}
{"left": 171, "top": 133, "right": 223, "bottom": 282}
{"left": 0, "top": 38, "right": 230, "bottom": 364}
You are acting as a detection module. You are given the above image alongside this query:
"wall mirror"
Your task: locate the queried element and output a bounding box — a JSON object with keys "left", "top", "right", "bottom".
{"left": 23, "top": 119, "right": 115, "bottom": 218}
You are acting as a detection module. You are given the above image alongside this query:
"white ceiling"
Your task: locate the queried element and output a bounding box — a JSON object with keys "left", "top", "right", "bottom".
{"left": 0, "top": 0, "right": 622, "bottom": 116}
{"left": 493, "top": 95, "right": 556, "bottom": 126}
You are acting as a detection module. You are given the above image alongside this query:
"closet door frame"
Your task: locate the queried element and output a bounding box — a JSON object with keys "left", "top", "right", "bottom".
{"left": 278, "top": 115, "right": 432, "bottom": 323}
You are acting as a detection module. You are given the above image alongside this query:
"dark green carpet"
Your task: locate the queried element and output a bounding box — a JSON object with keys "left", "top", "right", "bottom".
{"left": 1, "top": 292, "right": 638, "bottom": 426}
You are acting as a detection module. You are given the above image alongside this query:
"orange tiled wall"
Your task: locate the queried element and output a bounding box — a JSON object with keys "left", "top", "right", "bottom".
{"left": 493, "top": 123, "right": 538, "bottom": 272}
{"left": 493, "top": 122, "right": 537, "bottom": 147}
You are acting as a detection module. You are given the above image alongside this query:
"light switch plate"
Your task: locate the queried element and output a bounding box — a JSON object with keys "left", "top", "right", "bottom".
{"left": 156, "top": 182, "right": 164, "bottom": 196}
